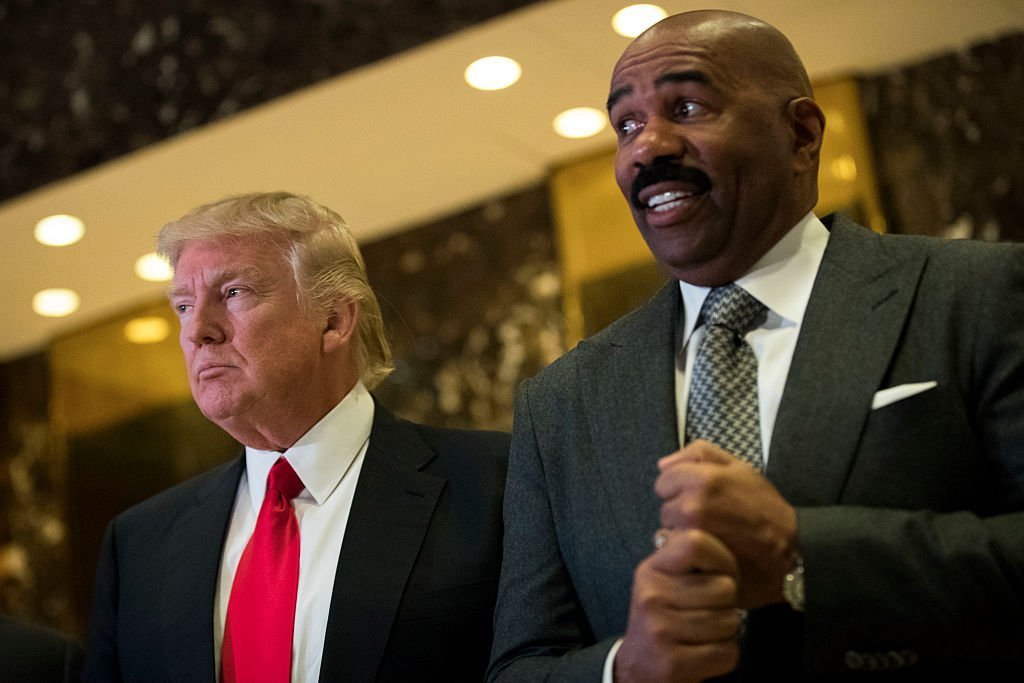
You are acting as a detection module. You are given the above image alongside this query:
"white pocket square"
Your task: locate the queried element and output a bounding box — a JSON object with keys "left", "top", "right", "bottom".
{"left": 871, "top": 381, "right": 938, "bottom": 410}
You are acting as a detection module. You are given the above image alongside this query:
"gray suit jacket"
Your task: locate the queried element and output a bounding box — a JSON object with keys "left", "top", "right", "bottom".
{"left": 489, "top": 215, "right": 1024, "bottom": 680}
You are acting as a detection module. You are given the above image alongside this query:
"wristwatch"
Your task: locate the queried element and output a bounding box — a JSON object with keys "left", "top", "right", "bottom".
{"left": 782, "top": 555, "right": 805, "bottom": 612}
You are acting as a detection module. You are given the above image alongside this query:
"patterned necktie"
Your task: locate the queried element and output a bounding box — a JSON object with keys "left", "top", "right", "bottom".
{"left": 685, "top": 284, "right": 767, "bottom": 469}
{"left": 222, "top": 457, "right": 305, "bottom": 683}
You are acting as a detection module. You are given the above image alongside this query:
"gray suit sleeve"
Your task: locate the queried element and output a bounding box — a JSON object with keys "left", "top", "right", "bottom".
{"left": 488, "top": 380, "right": 616, "bottom": 682}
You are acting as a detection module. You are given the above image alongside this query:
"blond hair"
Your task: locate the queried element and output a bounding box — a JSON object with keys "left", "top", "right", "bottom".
{"left": 158, "top": 191, "right": 393, "bottom": 389}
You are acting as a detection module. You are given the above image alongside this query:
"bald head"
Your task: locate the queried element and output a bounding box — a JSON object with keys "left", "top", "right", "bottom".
{"left": 616, "top": 10, "right": 813, "bottom": 103}
{"left": 606, "top": 9, "right": 825, "bottom": 286}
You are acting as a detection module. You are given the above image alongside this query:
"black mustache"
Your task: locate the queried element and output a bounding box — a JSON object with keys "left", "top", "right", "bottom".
{"left": 631, "top": 164, "right": 711, "bottom": 209}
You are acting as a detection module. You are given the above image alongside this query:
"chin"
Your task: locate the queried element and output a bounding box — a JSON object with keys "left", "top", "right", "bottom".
{"left": 195, "top": 399, "right": 237, "bottom": 424}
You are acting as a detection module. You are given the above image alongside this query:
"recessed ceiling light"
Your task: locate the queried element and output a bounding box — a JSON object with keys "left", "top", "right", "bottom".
{"left": 553, "top": 107, "right": 607, "bottom": 139}
{"left": 124, "top": 316, "right": 171, "bottom": 344}
{"left": 464, "top": 56, "right": 522, "bottom": 91}
{"left": 32, "top": 288, "right": 80, "bottom": 317}
{"left": 34, "top": 214, "right": 85, "bottom": 246}
{"left": 135, "top": 252, "right": 173, "bottom": 282}
{"left": 612, "top": 4, "right": 668, "bottom": 38}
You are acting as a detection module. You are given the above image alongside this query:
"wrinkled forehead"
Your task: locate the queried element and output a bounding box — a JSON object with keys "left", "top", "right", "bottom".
{"left": 610, "top": 20, "right": 792, "bottom": 107}
{"left": 608, "top": 34, "right": 737, "bottom": 108}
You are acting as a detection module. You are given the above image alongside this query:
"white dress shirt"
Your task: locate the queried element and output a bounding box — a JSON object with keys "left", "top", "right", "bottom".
{"left": 214, "top": 381, "right": 375, "bottom": 683}
{"left": 675, "top": 211, "right": 829, "bottom": 464}
{"left": 604, "top": 212, "right": 830, "bottom": 680}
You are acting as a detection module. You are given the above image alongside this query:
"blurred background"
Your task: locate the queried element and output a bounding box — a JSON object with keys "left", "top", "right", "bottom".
{"left": 1, "top": 0, "right": 1022, "bottom": 638}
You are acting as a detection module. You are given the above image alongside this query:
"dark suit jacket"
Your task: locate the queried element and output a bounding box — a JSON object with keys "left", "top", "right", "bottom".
{"left": 489, "top": 215, "right": 1024, "bottom": 681}
{"left": 0, "top": 615, "right": 83, "bottom": 683}
{"left": 83, "top": 401, "right": 509, "bottom": 682}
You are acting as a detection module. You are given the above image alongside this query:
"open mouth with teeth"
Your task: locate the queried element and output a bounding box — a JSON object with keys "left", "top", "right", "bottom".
{"left": 647, "top": 190, "right": 699, "bottom": 213}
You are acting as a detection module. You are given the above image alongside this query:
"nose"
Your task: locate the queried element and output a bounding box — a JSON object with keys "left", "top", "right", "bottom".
{"left": 630, "top": 116, "right": 686, "bottom": 168}
{"left": 183, "top": 301, "right": 226, "bottom": 346}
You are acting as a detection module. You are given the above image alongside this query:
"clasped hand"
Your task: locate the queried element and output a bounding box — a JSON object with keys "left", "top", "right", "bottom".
{"left": 615, "top": 440, "right": 798, "bottom": 682}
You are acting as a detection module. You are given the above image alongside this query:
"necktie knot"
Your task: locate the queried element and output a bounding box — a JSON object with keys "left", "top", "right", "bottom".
{"left": 267, "top": 457, "right": 304, "bottom": 505}
{"left": 700, "top": 284, "right": 765, "bottom": 335}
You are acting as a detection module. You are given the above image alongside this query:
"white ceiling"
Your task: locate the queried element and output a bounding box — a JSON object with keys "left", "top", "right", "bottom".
{"left": 2, "top": 0, "right": 1022, "bottom": 362}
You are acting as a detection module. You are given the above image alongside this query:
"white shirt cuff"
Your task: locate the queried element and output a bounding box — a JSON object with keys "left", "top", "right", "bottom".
{"left": 603, "top": 638, "right": 624, "bottom": 683}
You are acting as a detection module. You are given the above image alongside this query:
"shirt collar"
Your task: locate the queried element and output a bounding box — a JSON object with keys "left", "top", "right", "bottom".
{"left": 243, "top": 381, "right": 375, "bottom": 513}
{"left": 678, "top": 212, "right": 829, "bottom": 345}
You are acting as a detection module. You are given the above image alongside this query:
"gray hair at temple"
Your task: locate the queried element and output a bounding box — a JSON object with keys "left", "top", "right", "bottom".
{"left": 157, "top": 191, "right": 394, "bottom": 389}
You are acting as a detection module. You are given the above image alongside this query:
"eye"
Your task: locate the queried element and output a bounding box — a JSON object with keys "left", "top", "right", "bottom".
{"left": 676, "top": 100, "right": 706, "bottom": 119}
{"left": 172, "top": 302, "right": 192, "bottom": 316}
{"left": 226, "top": 287, "right": 243, "bottom": 298}
{"left": 616, "top": 117, "right": 643, "bottom": 137}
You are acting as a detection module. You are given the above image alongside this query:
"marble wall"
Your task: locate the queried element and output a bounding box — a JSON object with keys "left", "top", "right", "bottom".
{"left": 861, "top": 31, "right": 1024, "bottom": 241}
{"left": 0, "top": 353, "right": 76, "bottom": 633}
{"left": 365, "top": 184, "right": 565, "bottom": 431}
{"left": 0, "top": 0, "right": 541, "bottom": 202}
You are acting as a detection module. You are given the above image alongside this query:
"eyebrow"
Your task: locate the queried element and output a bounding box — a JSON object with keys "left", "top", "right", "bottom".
{"left": 166, "top": 266, "right": 267, "bottom": 299}
{"left": 606, "top": 69, "right": 712, "bottom": 112}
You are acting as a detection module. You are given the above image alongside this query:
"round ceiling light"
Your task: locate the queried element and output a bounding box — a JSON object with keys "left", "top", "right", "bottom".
{"left": 124, "top": 316, "right": 171, "bottom": 344}
{"left": 34, "top": 214, "right": 85, "bottom": 246}
{"left": 553, "top": 107, "right": 607, "bottom": 139}
{"left": 135, "top": 252, "right": 173, "bottom": 282}
{"left": 612, "top": 4, "right": 668, "bottom": 38}
{"left": 464, "top": 56, "right": 522, "bottom": 91}
{"left": 33, "top": 288, "right": 80, "bottom": 317}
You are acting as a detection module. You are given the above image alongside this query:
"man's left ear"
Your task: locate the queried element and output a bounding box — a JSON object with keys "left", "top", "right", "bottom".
{"left": 788, "top": 97, "right": 825, "bottom": 173}
{"left": 322, "top": 299, "right": 358, "bottom": 353}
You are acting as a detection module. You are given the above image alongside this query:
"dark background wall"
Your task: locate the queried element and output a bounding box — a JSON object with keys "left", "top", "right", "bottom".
{"left": 366, "top": 184, "right": 564, "bottom": 431}
{"left": 861, "top": 32, "right": 1024, "bottom": 241}
{"left": 0, "top": 0, "right": 542, "bottom": 203}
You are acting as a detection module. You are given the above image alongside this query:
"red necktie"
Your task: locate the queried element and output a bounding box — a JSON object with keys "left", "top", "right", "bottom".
{"left": 222, "top": 457, "right": 304, "bottom": 683}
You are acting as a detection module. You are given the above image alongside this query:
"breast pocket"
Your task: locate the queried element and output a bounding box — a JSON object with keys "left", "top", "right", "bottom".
{"left": 845, "top": 385, "right": 988, "bottom": 510}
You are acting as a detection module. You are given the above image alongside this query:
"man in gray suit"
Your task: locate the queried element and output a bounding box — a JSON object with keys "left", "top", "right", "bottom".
{"left": 489, "top": 9, "right": 1024, "bottom": 682}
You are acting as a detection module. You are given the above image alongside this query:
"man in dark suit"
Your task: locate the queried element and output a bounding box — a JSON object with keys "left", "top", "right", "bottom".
{"left": 0, "top": 614, "right": 82, "bottom": 683}
{"left": 83, "top": 191, "right": 508, "bottom": 682}
{"left": 489, "top": 9, "right": 1024, "bottom": 682}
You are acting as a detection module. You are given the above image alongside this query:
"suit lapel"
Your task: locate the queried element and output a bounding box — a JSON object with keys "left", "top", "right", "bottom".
{"left": 319, "top": 404, "right": 445, "bottom": 682}
{"left": 581, "top": 281, "right": 681, "bottom": 558}
{"left": 768, "top": 215, "right": 928, "bottom": 504}
{"left": 158, "top": 456, "right": 243, "bottom": 683}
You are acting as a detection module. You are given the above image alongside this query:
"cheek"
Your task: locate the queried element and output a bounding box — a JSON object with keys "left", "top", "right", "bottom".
{"left": 613, "top": 156, "right": 632, "bottom": 195}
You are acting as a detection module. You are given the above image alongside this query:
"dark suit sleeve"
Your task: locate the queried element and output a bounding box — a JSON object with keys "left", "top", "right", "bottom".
{"left": 488, "top": 380, "right": 616, "bottom": 682}
{"left": 81, "top": 522, "right": 124, "bottom": 683}
{"left": 796, "top": 241, "right": 1024, "bottom": 675}
{"left": 0, "top": 615, "right": 84, "bottom": 683}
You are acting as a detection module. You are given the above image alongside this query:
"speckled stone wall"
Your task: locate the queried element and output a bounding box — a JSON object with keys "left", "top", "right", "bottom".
{"left": 0, "top": 352, "right": 76, "bottom": 633}
{"left": 0, "top": 0, "right": 541, "bottom": 202}
{"left": 365, "top": 183, "right": 565, "bottom": 431}
{"left": 860, "top": 31, "right": 1024, "bottom": 241}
